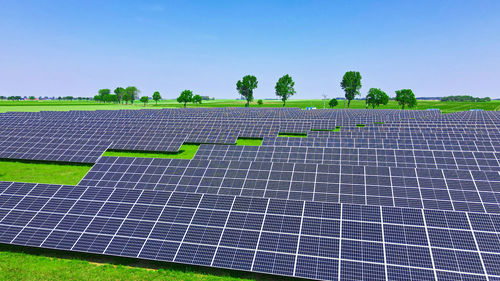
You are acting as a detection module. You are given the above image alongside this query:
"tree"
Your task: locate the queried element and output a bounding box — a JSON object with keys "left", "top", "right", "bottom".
{"left": 177, "top": 90, "right": 193, "bottom": 108}
{"left": 275, "top": 74, "right": 296, "bottom": 107}
{"left": 257, "top": 99, "right": 263, "bottom": 105}
{"left": 340, "top": 71, "right": 362, "bottom": 108}
{"left": 125, "top": 86, "right": 139, "bottom": 104}
{"left": 29, "top": 96, "right": 35, "bottom": 100}
{"left": 366, "top": 88, "right": 389, "bottom": 109}
{"left": 122, "top": 93, "right": 131, "bottom": 104}
{"left": 152, "top": 91, "right": 162, "bottom": 104}
{"left": 98, "top": 89, "right": 110, "bottom": 98}
{"left": 192, "top": 94, "right": 202, "bottom": 104}
{"left": 140, "top": 96, "right": 149, "bottom": 106}
{"left": 395, "top": 89, "right": 417, "bottom": 110}
{"left": 236, "top": 75, "right": 258, "bottom": 107}
{"left": 104, "top": 94, "right": 118, "bottom": 103}
{"left": 329, "top": 98, "right": 338, "bottom": 108}
{"left": 114, "top": 87, "right": 125, "bottom": 103}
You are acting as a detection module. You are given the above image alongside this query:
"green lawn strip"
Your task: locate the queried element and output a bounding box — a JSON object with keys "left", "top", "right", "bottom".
{"left": 355, "top": 124, "right": 365, "bottom": 127}
{"left": 311, "top": 126, "right": 341, "bottom": 132}
{"left": 235, "top": 138, "right": 263, "bottom": 146}
{"left": 2, "top": 100, "right": 500, "bottom": 112}
{"left": 373, "top": 122, "right": 385, "bottom": 125}
{"left": 0, "top": 159, "right": 91, "bottom": 185}
{"left": 102, "top": 144, "right": 200, "bottom": 159}
{"left": 277, "top": 132, "right": 308, "bottom": 138}
{"left": 0, "top": 244, "right": 290, "bottom": 281}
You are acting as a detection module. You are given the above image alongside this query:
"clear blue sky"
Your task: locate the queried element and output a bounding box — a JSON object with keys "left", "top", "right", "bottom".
{"left": 1, "top": 0, "right": 499, "bottom": 99}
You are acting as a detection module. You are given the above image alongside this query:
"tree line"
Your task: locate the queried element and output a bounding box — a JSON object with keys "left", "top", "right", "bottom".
{"left": 440, "top": 95, "right": 491, "bottom": 102}
{"left": 92, "top": 71, "right": 440, "bottom": 110}
{"left": 229, "top": 72, "right": 417, "bottom": 109}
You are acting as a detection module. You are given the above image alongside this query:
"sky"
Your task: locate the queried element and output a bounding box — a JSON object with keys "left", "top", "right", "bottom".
{"left": 1, "top": 0, "right": 499, "bottom": 99}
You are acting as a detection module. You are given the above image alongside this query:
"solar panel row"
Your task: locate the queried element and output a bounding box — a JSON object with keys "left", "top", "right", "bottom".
{"left": 194, "top": 144, "right": 500, "bottom": 172}
{"left": 78, "top": 157, "right": 500, "bottom": 214}
{"left": 0, "top": 182, "right": 499, "bottom": 280}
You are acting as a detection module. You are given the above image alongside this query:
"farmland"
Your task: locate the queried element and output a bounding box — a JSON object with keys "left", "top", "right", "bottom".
{"left": 1, "top": 99, "right": 499, "bottom": 113}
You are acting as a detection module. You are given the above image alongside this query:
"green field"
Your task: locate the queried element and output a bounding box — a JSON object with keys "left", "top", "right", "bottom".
{"left": 0, "top": 98, "right": 499, "bottom": 280}
{"left": 1, "top": 99, "right": 499, "bottom": 113}
{"left": 0, "top": 160, "right": 91, "bottom": 185}
{"left": 102, "top": 144, "right": 200, "bottom": 159}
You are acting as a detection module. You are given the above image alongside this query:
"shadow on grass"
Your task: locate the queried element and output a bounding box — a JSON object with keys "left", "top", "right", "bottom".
{"left": 0, "top": 243, "right": 302, "bottom": 281}
{"left": 0, "top": 158, "right": 93, "bottom": 167}
{"left": 277, "top": 132, "right": 308, "bottom": 138}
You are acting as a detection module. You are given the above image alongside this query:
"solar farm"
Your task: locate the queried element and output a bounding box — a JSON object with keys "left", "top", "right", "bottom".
{"left": 1, "top": 108, "right": 500, "bottom": 281}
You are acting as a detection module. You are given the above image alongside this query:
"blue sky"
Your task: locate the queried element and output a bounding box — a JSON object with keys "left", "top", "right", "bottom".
{"left": 1, "top": 0, "right": 499, "bottom": 99}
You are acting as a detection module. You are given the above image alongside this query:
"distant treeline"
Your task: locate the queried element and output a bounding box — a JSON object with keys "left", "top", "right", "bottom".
{"left": 0, "top": 96, "right": 90, "bottom": 101}
{"left": 440, "top": 95, "right": 491, "bottom": 102}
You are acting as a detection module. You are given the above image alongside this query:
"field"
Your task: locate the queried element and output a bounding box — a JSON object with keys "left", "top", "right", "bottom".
{"left": 1, "top": 99, "right": 500, "bottom": 113}
{"left": 0, "top": 99, "right": 499, "bottom": 280}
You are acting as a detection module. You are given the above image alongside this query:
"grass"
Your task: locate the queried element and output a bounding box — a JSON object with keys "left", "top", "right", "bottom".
{"left": 0, "top": 244, "right": 296, "bottom": 281}
{"left": 102, "top": 144, "right": 200, "bottom": 159}
{"left": 1, "top": 99, "right": 499, "bottom": 113}
{"left": 356, "top": 124, "right": 366, "bottom": 127}
{"left": 277, "top": 132, "right": 308, "bottom": 138}
{"left": 311, "top": 126, "right": 341, "bottom": 132}
{"left": 0, "top": 159, "right": 91, "bottom": 185}
{"left": 235, "top": 138, "right": 263, "bottom": 146}
{"left": 373, "top": 122, "right": 385, "bottom": 125}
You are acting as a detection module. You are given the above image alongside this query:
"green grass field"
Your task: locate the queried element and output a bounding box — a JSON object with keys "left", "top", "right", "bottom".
{"left": 1, "top": 99, "right": 499, "bottom": 113}
{"left": 102, "top": 144, "right": 200, "bottom": 159}
{"left": 0, "top": 98, "right": 498, "bottom": 280}
{"left": 0, "top": 160, "right": 91, "bottom": 185}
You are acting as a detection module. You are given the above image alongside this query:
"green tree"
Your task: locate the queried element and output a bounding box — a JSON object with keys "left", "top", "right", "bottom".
{"left": 152, "top": 91, "right": 162, "bottom": 104}
{"left": 104, "top": 94, "right": 118, "bottom": 103}
{"left": 177, "top": 90, "right": 193, "bottom": 108}
{"left": 257, "top": 99, "right": 263, "bottom": 105}
{"left": 192, "top": 94, "right": 202, "bottom": 104}
{"left": 98, "top": 88, "right": 110, "bottom": 98}
{"left": 328, "top": 98, "right": 338, "bottom": 108}
{"left": 275, "top": 74, "right": 296, "bottom": 107}
{"left": 114, "top": 87, "right": 125, "bottom": 103}
{"left": 125, "top": 86, "right": 139, "bottom": 104}
{"left": 366, "top": 88, "right": 389, "bottom": 109}
{"left": 236, "top": 75, "right": 258, "bottom": 107}
{"left": 122, "top": 93, "right": 131, "bottom": 104}
{"left": 395, "top": 89, "right": 417, "bottom": 110}
{"left": 140, "top": 96, "right": 149, "bottom": 106}
{"left": 340, "top": 71, "right": 362, "bottom": 108}
{"left": 29, "top": 96, "right": 35, "bottom": 100}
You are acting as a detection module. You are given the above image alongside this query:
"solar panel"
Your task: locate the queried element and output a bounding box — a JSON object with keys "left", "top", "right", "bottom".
{"left": 0, "top": 182, "right": 499, "bottom": 280}
{"left": 1, "top": 108, "right": 500, "bottom": 280}
{"left": 77, "top": 156, "right": 500, "bottom": 214}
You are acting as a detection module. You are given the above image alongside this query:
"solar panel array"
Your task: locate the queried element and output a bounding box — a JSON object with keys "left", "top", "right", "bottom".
{"left": 1, "top": 108, "right": 500, "bottom": 280}
{"left": 0, "top": 136, "right": 110, "bottom": 163}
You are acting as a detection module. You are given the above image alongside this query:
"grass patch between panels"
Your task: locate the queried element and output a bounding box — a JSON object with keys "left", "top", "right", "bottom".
{"left": 277, "top": 132, "right": 308, "bottom": 138}
{"left": 235, "top": 137, "right": 263, "bottom": 146}
{"left": 311, "top": 126, "right": 341, "bottom": 132}
{"left": 373, "top": 122, "right": 385, "bottom": 125}
{"left": 0, "top": 244, "right": 267, "bottom": 281}
{"left": 355, "top": 124, "right": 366, "bottom": 127}
{"left": 0, "top": 159, "right": 92, "bottom": 185}
{"left": 102, "top": 144, "right": 200, "bottom": 159}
